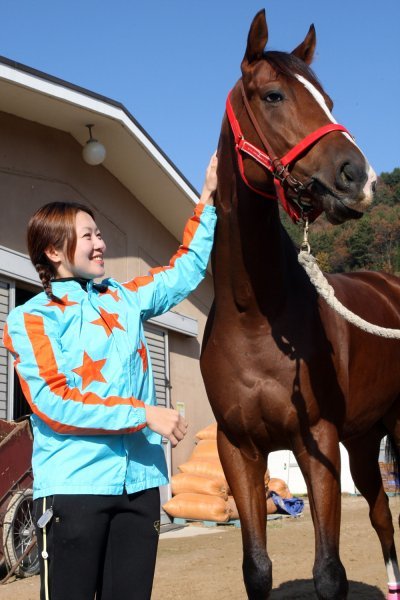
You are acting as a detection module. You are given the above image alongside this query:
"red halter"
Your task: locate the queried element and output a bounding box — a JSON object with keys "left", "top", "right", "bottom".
{"left": 226, "top": 82, "right": 351, "bottom": 223}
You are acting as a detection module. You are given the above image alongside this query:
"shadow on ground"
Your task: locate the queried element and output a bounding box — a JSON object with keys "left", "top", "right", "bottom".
{"left": 270, "top": 579, "right": 385, "bottom": 599}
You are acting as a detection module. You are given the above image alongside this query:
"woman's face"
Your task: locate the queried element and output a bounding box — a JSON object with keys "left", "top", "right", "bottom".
{"left": 54, "top": 211, "right": 107, "bottom": 279}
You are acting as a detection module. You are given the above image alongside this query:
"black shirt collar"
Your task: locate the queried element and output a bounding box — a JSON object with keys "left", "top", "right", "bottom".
{"left": 53, "top": 277, "right": 107, "bottom": 292}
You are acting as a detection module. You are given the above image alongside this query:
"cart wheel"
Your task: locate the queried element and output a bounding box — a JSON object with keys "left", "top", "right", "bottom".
{"left": 2, "top": 489, "right": 39, "bottom": 577}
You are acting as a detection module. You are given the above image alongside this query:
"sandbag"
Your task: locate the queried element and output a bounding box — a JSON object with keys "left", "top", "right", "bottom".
{"left": 226, "top": 495, "right": 239, "bottom": 520}
{"left": 190, "top": 439, "right": 219, "bottom": 461}
{"left": 195, "top": 422, "right": 217, "bottom": 440}
{"left": 264, "top": 468, "right": 270, "bottom": 486}
{"left": 178, "top": 459, "right": 229, "bottom": 488}
{"left": 266, "top": 497, "right": 278, "bottom": 514}
{"left": 171, "top": 472, "right": 228, "bottom": 499}
{"left": 224, "top": 495, "right": 278, "bottom": 519}
{"left": 162, "top": 493, "right": 230, "bottom": 522}
{"left": 267, "top": 477, "right": 292, "bottom": 499}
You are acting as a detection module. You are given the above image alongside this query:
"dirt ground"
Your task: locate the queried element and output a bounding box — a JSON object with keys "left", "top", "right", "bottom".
{"left": 1, "top": 495, "right": 398, "bottom": 599}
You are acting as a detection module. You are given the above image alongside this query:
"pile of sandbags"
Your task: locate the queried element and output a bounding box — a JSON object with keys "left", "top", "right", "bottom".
{"left": 162, "top": 422, "right": 293, "bottom": 523}
{"left": 162, "top": 423, "right": 234, "bottom": 522}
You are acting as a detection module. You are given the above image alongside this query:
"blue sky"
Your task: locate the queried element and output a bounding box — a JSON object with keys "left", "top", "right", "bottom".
{"left": 1, "top": 1, "right": 399, "bottom": 191}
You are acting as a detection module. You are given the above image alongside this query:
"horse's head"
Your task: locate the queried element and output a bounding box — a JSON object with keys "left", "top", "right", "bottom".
{"left": 230, "top": 9, "right": 376, "bottom": 225}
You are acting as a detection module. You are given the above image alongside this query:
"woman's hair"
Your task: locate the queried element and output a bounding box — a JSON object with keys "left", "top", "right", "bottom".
{"left": 27, "top": 202, "right": 95, "bottom": 300}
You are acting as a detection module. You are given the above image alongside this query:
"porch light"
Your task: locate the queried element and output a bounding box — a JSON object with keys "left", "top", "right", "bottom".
{"left": 82, "top": 124, "right": 106, "bottom": 166}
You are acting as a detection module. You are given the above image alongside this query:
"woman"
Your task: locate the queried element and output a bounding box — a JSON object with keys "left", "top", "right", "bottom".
{"left": 3, "top": 155, "right": 217, "bottom": 600}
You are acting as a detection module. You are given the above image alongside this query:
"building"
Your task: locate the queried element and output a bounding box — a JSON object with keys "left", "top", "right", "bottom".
{"left": 0, "top": 56, "right": 216, "bottom": 519}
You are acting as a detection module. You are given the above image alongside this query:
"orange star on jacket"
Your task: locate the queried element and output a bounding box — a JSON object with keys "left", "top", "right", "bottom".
{"left": 72, "top": 351, "right": 107, "bottom": 390}
{"left": 45, "top": 295, "right": 79, "bottom": 313}
{"left": 90, "top": 308, "right": 125, "bottom": 337}
{"left": 137, "top": 341, "right": 148, "bottom": 372}
{"left": 99, "top": 288, "right": 120, "bottom": 302}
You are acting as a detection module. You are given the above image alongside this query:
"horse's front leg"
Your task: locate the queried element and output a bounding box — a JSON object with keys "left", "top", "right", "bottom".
{"left": 217, "top": 427, "right": 271, "bottom": 599}
{"left": 294, "top": 420, "right": 348, "bottom": 600}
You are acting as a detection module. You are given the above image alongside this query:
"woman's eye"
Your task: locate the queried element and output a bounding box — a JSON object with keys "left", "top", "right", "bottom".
{"left": 263, "top": 92, "right": 283, "bottom": 104}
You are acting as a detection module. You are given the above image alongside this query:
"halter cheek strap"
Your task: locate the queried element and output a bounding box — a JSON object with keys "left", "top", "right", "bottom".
{"left": 226, "top": 83, "right": 351, "bottom": 223}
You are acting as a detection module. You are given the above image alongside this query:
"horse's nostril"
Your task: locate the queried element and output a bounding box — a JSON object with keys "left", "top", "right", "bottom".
{"left": 338, "top": 161, "right": 365, "bottom": 190}
{"left": 371, "top": 180, "right": 377, "bottom": 193}
{"left": 341, "top": 163, "right": 356, "bottom": 183}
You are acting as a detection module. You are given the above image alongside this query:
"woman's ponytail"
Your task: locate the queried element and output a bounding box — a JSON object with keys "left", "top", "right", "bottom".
{"left": 34, "top": 262, "right": 58, "bottom": 302}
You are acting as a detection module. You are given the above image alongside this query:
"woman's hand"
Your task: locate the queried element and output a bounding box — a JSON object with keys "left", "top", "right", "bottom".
{"left": 145, "top": 404, "right": 188, "bottom": 447}
{"left": 199, "top": 152, "right": 218, "bottom": 206}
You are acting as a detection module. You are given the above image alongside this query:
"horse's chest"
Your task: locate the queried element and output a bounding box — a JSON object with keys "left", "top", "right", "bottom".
{"left": 203, "top": 333, "right": 308, "bottom": 432}
{"left": 202, "top": 315, "right": 328, "bottom": 441}
{"left": 207, "top": 327, "right": 298, "bottom": 382}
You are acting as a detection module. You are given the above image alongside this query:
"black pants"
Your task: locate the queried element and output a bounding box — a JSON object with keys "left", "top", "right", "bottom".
{"left": 33, "top": 488, "right": 161, "bottom": 600}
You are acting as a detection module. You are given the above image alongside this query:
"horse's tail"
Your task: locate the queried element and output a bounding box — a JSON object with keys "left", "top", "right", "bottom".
{"left": 384, "top": 433, "right": 400, "bottom": 493}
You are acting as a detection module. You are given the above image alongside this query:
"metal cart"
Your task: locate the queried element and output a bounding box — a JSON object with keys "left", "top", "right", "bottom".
{"left": 0, "top": 418, "right": 39, "bottom": 581}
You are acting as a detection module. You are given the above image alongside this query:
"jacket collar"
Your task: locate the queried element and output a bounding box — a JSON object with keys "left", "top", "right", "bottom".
{"left": 52, "top": 278, "right": 107, "bottom": 293}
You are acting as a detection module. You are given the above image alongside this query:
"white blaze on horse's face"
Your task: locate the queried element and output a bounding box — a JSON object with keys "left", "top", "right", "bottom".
{"left": 296, "top": 74, "right": 377, "bottom": 210}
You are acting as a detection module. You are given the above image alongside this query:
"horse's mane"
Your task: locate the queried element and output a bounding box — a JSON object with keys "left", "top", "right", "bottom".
{"left": 263, "top": 51, "right": 325, "bottom": 95}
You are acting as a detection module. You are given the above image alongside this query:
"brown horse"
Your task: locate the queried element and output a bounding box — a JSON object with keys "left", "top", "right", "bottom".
{"left": 201, "top": 9, "right": 400, "bottom": 600}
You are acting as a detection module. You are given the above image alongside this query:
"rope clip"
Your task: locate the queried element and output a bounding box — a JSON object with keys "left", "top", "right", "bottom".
{"left": 300, "top": 217, "right": 311, "bottom": 253}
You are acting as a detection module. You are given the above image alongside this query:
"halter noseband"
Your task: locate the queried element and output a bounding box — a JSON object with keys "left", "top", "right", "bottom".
{"left": 226, "top": 81, "right": 351, "bottom": 223}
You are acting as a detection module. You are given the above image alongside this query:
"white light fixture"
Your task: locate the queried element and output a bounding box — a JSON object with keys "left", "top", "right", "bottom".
{"left": 82, "top": 124, "right": 106, "bottom": 166}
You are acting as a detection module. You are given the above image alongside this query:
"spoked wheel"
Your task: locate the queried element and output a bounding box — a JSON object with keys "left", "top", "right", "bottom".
{"left": 2, "top": 489, "right": 39, "bottom": 577}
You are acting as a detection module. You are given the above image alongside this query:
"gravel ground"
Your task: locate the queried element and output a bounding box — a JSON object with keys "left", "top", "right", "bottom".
{"left": 1, "top": 495, "right": 398, "bottom": 599}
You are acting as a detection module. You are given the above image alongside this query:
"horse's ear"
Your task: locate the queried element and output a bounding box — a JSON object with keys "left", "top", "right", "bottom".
{"left": 291, "top": 24, "right": 316, "bottom": 65}
{"left": 241, "top": 9, "right": 268, "bottom": 71}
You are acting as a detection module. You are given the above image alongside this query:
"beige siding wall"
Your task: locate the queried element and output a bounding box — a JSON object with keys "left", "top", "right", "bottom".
{"left": 169, "top": 326, "right": 215, "bottom": 473}
{"left": 0, "top": 110, "right": 214, "bottom": 468}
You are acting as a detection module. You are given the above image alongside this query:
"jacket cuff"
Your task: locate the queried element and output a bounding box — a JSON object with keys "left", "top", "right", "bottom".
{"left": 132, "top": 405, "right": 147, "bottom": 427}
{"left": 194, "top": 203, "right": 216, "bottom": 217}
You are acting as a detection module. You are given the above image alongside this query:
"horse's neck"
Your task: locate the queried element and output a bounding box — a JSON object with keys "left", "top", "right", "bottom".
{"left": 213, "top": 135, "right": 298, "bottom": 317}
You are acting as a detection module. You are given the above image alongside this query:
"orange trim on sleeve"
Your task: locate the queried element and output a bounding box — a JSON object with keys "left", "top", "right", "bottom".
{"left": 123, "top": 204, "right": 205, "bottom": 291}
{"left": 3, "top": 323, "right": 16, "bottom": 355}
{"left": 15, "top": 360, "right": 143, "bottom": 436}
{"left": 122, "top": 275, "right": 153, "bottom": 292}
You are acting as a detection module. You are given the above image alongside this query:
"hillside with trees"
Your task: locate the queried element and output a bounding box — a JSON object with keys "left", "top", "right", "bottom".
{"left": 281, "top": 167, "right": 400, "bottom": 276}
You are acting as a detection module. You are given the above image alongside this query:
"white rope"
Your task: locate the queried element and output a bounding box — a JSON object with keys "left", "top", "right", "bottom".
{"left": 298, "top": 250, "right": 400, "bottom": 339}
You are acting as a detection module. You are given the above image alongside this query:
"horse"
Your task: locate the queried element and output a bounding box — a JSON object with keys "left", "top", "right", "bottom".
{"left": 200, "top": 9, "right": 400, "bottom": 600}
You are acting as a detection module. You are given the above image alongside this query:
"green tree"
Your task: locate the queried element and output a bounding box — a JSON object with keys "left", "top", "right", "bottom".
{"left": 347, "top": 216, "right": 374, "bottom": 270}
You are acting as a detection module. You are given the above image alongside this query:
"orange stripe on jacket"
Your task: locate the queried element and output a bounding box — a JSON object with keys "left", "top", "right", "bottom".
{"left": 8, "top": 313, "right": 146, "bottom": 435}
{"left": 3, "top": 323, "right": 15, "bottom": 354}
{"left": 15, "top": 357, "right": 141, "bottom": 436}
{"left": 123, "top": 203, "right": 205, "bottom": 292}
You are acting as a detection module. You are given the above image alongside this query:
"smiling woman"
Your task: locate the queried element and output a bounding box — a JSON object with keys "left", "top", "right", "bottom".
{"left": 52, "top": 211, "right": 107, "bottom": 280}
{"left": 2, "top": 154, "right": 218, "bottom": 600}
{"left": 26, "top": 202, "right": 101, "bottom": 300}
{"left": 39, "top": 208, "right": 107, "bottom": 281}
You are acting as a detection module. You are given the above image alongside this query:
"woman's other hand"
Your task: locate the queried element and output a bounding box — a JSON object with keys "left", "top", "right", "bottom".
{"left": 145, "top": 405, "right": 188, "bottom": 447}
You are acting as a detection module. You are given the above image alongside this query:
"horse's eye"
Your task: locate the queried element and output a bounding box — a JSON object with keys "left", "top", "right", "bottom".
{"left": 263, "top": 92, "right": 283, "bottom": 104}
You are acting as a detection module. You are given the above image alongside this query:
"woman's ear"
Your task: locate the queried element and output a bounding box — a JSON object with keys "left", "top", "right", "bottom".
{"left": 44, "top": 245, "right": 62, "bottom": 267}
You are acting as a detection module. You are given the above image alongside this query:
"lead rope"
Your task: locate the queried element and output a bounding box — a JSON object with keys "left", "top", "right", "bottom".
{"left": 298, "top": 219, "right": 400, "bottom": 339}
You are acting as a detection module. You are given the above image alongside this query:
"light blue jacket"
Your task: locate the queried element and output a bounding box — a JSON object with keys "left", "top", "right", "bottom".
{"left": 3, "top": 204, "right": 216, "bottom": 499}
